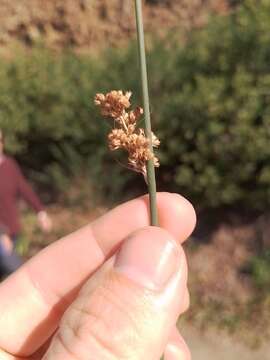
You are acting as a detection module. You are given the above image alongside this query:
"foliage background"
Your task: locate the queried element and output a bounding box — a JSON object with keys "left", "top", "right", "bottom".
{"left": 1, "top": 1, "right": 270, "bottom": 210}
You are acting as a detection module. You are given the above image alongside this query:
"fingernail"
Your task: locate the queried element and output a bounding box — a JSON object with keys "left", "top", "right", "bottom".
{"left": 115, "top": 227, "right": 181, "bottom": 290}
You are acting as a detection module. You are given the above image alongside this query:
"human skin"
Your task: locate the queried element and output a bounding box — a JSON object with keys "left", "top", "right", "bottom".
{"left": 0, "top": 233, "right": 14, "bottom": 254}
{"left": 0, "top": 134, "right": 3, "bottom": 157}
{"left": 0, "top": 192, "right": 196, "bottom": 360}
{"left": 0, "top": 132, "right": 11, "bottom": 253}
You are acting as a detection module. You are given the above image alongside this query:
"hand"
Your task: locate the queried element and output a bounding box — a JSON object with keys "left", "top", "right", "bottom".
{"left": 37, "top": 211, "right": 52, "bottom": 233}
{"left": 0, "top": 234, "right": 13, "bottom": 255}
{"left": 0, "top": 193, "right": 196, "bottom": 360}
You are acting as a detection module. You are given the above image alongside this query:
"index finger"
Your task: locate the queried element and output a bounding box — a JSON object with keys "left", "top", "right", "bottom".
{"left": 0, "top": 192, "right": 196, "bottom": 357}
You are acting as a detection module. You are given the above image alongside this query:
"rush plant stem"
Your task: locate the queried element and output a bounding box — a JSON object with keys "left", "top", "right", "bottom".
{"left": 135, "top": 0, "right": 158, "bottom": 226}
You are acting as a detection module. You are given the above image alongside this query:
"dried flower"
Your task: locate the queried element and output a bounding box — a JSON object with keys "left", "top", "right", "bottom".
{"left": 151, "top": 132, "right": 160, "bottom": 148}
{"left": 94, "top": 90, "right": 131, "bottom": 119}
{"left": 108, "top": 129, "right": 128, "bottom": 150}
{"left": 128, "top": 106, "right": 144, "bottom": 124}
{"left": 94, "top": 90, "right": 160, "bottom": 177}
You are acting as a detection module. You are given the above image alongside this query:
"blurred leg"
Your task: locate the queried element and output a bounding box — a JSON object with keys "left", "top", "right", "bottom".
{"left": 0, "top": 237, "right": 23, "bottom": 276}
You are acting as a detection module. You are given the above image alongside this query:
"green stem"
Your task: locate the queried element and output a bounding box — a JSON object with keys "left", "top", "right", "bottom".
{"left": 135, "top": 0, "right": 158, "bottom": 226}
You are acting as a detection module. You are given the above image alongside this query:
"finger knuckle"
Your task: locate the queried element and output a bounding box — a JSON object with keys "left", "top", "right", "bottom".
{"left": 59, "top": 274, "right": 147, "bottom": 359}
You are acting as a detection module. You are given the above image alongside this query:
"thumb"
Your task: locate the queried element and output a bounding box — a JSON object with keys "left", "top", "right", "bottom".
{"left": 44, "top": 227, "right": 188, "bottom": 360}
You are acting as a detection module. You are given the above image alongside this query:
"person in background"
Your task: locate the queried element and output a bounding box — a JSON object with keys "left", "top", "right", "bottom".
{"left": 0, "top": 225, "right": 22, "bottom": 276}
{"left": 0, "top": 129, "right": 52, "bottom": 275}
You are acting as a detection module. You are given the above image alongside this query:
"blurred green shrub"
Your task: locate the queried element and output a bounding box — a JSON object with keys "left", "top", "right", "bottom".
{"left": 249, "top": 250, "right": 270, "bottom": 291}
{"left": 0, "top": 0, "right": 270, "bottom": 209}
{"left": 153, "top": 0, "right": 270, "bottom": 209}
{"left": 0, "top": 49, "right": 113, "bottom": 201}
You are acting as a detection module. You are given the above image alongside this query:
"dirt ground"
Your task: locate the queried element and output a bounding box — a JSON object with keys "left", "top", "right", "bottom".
{"left": 182, "top": 324, "right": 270, "bottom": 360}
{"left": 0, "top": 0, "right": 229, "bottom": 54}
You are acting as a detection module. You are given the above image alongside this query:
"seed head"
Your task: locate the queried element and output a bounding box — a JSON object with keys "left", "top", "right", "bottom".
{"left": 94, "top": 90, "right": 160, "bottom": 177}
{"left": 94, "top": 91, "right": 131, "bottom": 119}
{"left": 108, "top": 129, "right": 129, "bottom": 150}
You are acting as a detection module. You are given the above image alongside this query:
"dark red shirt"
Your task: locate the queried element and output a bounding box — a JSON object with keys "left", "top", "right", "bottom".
{"left": 0, "top": 156, "right": 43, "bottom": 236}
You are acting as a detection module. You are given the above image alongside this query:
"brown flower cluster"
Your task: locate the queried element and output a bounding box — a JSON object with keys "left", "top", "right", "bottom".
{"left": 94, "top": 90, "right": 160, "bottom": 177}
